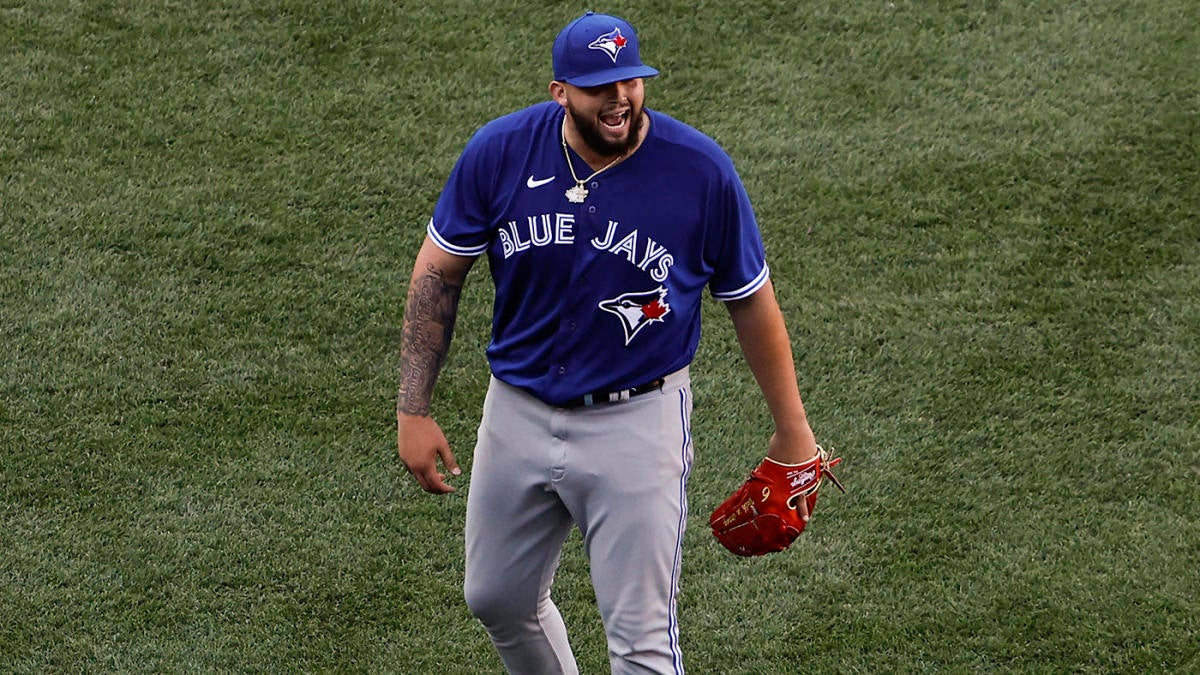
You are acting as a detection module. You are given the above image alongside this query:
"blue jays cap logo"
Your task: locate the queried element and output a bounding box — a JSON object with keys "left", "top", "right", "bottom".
{"left": 599, "top": 286, "right": 671, "bottom": 346}
{"left": 588, "top": 28, "right": 628, "bottom": 63}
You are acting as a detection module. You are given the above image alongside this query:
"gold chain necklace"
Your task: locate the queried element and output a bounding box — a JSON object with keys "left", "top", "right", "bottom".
{"left": 561, "top": 115, "right": 623, "bottom": 204}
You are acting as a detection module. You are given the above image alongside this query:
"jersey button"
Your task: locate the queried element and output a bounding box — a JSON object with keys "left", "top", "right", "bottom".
{"left": 557, "top": 366, "right": 566, "bottom": 375}
{"left": 590, "top": 181, "right": 599, "bottom": 188}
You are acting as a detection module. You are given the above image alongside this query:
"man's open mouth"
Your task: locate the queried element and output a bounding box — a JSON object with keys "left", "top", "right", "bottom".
{"left": 600, "top": 109, "right": 629, "bottom": 131}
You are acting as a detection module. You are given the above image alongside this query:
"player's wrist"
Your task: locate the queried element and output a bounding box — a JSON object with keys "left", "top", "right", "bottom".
{"left": 771, "top": 413, "right": 811, "bottom": 435}
{"left": 396, "top": 390, "right": 433, "bottom": 418}
{"left": 766, "top": 424, "right": 818, "bottom": 464}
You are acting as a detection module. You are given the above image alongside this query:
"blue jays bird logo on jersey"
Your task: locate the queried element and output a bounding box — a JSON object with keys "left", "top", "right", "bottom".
{"left": 588, "top": 28, "right": 628, "bottom": 63}
{"left": 599, "top": 286, "right": 671, "bottom": 346}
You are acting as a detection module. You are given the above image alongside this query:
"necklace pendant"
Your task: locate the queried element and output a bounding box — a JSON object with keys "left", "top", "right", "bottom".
{"left": 565, "top": 184, "right": 588, "bottom": 204}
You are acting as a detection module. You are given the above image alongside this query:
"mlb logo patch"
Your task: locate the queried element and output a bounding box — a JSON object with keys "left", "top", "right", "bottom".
{"left": 588, "top": 28, "right": 628, "bottom": 63}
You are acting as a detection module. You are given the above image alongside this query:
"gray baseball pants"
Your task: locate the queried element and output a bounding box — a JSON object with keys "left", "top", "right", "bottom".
{"left": 463, "top": 369, "right": 694, "bottom": 675}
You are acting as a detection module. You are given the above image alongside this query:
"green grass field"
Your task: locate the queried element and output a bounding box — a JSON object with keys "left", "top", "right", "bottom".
{"left": 3, "top": 0, "right": 1197, "bottom": 672}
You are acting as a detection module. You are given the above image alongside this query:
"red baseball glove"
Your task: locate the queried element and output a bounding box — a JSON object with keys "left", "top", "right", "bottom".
{"left": 710, "top": 446, "right": 844, "bottom": 556}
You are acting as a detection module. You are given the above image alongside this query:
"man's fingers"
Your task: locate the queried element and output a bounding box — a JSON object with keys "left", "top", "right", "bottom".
{"left": 440, "top": 447, "right": 462, "bottom": 477}
{"left": 403, "top": 450, "right": 459, "bottom": 494}
{"left": 413, "top": 465, "right": 456, "bottom": 494}
{"left": 396, "top": 414, "right": 458, "bottom": 493}
{"left": 423, "top": 474, "right": 457, "bottom": 494}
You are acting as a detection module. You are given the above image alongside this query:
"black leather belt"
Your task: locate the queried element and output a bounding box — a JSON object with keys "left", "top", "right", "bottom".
{"left": 560, "top": 377, "right": 665, "bottom": 409}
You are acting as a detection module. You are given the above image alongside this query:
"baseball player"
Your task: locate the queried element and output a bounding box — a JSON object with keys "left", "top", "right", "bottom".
{"left": 397, "top": 11, "right": 827, "bottom": 674}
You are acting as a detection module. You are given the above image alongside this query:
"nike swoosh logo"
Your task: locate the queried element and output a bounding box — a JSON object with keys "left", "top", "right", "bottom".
{"left": 526, "top": 175, "right": 556, "bottom": 189}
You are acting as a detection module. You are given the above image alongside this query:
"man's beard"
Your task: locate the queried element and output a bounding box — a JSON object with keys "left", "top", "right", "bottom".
{"left": 569, "top": 105, "right": 644, "bottom": 158}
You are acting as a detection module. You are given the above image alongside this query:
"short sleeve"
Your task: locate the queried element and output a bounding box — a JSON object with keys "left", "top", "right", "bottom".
{"left": 426, "top": 130, "right": 497, "bottom": 257}
{"left": 706, "top": 171, "right": 769, "bottom": 301}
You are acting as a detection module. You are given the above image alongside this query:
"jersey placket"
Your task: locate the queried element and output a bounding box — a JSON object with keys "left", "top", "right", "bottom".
{"left": 547, "top": 178, "right": 610, "bottom": 388}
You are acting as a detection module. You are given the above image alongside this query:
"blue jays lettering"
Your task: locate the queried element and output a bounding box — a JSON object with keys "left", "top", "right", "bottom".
{"left": 497, "top": 215, "right": 675, "bottom": 283}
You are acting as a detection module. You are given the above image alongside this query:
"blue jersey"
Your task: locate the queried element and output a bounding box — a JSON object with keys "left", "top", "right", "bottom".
{"left": 428, "top": 101, "right": 768, "bottom": 405}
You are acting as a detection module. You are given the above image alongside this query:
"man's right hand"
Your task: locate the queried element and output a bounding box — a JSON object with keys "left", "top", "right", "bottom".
{"left": 397, "top": 413, "right": 461, "bottom": 494}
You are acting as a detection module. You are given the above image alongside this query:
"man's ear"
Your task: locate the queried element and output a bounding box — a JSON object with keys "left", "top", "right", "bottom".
{"left": 549, "top": 80, "right": 568, "bottom": 107}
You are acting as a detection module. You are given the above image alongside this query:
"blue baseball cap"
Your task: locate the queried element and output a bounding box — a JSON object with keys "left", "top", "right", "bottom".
{"left": 552, "top": 11, "right": 659, "bottom": 87}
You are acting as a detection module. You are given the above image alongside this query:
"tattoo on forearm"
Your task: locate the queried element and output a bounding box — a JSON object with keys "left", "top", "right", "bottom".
{"left": 397, "top": 263, "right": 462, "bottom": 416}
